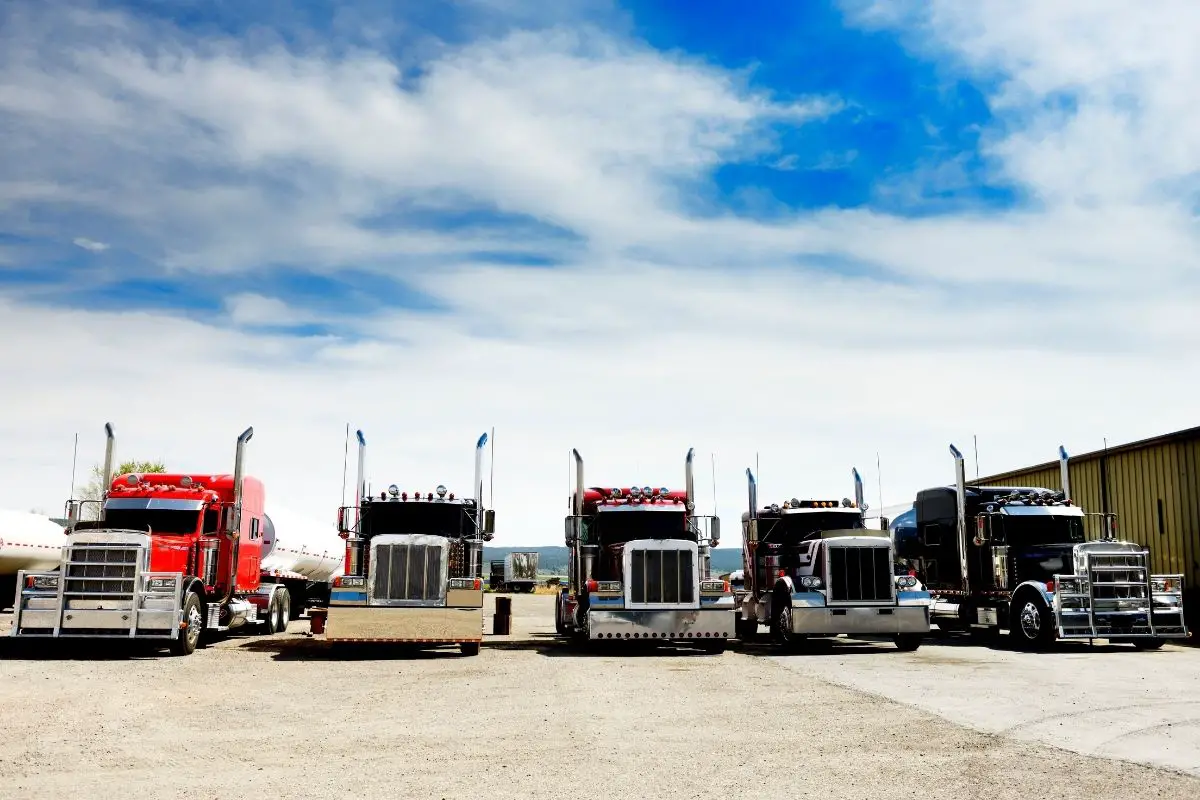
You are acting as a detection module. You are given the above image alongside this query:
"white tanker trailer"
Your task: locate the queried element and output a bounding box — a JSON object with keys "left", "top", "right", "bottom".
{"left": 260, "top": 506, "right": 345, "bottom": 617}
{"left": 1, "top": 509, "right": 66, "bottom": 611}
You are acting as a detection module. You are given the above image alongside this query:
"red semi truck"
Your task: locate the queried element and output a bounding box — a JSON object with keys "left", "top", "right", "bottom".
{"left": 9, "top": 423, "right": 341, "bottom": 655}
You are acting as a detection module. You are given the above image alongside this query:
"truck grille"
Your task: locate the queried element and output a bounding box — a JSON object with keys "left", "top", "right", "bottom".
{"left": 828, "top": 545, "right": 892, "bottom": 603}
{"left": 630, "top": 549, "right": 695, "bottom": 604}
{"left": 1087, "top": 551, "right": 1149, "bottom": 610}
{"left": 372, "top": 543, "right": 444, "bottom": 602}
{"left": 64, "top": 545, "right": 141, "bottom": 599}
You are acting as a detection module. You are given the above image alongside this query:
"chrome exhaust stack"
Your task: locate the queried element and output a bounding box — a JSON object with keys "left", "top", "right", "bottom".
{"left": 232, "top": 427, "right": 254, "bottom": 535}
{"left": 354, "top": 429, "right": 366, "bottom": 528}
{"left": 949, "top": 443, "right": 969, "bottom": 594}
{"left": 685, "top": 447, "right": 696, "bottom": 511}
{"left": 1058, "top": 445, "right": 1071, "bottom": 502}
{"left": 474, "top": 432, "right": 488, "bottom": 506}
{"left": 571, "top": 448, "right": 584, "bottom": 516}
{"left": 746, "top": 468, "right": 757, "bottom": 519}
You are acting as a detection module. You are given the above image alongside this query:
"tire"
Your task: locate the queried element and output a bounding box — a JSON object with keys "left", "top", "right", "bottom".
{"left": 1010, "top": 593, "right": 1056, "bottom": 650}
{"left": 1132, "top": 638, "right": 1165, "bottom": 650}
{"left": 170, "top": 592, "right": 203, "bottom": 656}
{"left": 554, "top": 590, "right": 568, "bottom": 636}
{"left": 894, "top": 633, "right": 922, "bottom": 651}
{"left": 277, "top": 589, "right": 291, "bottom": 632}
{"left": 772, "top": 602, "right": 805, "bottom": 650}
{"left": 459, "top": 641, "right": 480, "bottom": 656}
{"left": 265, "top": 590, "right": 282, "bottom": 635}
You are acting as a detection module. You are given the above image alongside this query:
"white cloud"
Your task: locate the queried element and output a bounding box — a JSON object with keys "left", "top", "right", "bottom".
{"left": 0, "top": 2, "right": 1197, "bottom": 545}
{"left": 72, "top": 237, "right": 109, "bottom": 252}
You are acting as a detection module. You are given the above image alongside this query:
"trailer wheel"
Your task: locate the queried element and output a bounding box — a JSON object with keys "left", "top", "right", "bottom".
{"left": 276, "top": 589, "right": 291, "bottom": 632}
{"left": 170, "top": 592, "right": 203, "bottom": 657}
{"left": 459, "top": 641, "right": 480, "bottom": 656}
{"left": 894, "top": 633, "right": 922, "bottom": 651}
{"left": 1010, "top": 592, "right": 1055, "bottom": 650}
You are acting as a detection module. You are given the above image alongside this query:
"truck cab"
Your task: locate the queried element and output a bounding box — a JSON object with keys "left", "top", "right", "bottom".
{"left": 556, "top": 448, "right": 734, "bottom": 649}
{"left": 902, "top": 444, "right": 1188, "bottom": 649}
{"left": 318, "top": 430, "right": 495, "bottom": 655}
{"left": 736, "top": 467, "right": 930, "bottom": 650}
{"left": 11, "top": 423, "right": 280, "bottom": 656}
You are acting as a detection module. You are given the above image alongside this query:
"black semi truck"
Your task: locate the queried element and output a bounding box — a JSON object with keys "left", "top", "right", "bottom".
{"left": 896, "top": 443, "right": 1187, "bottom": 649}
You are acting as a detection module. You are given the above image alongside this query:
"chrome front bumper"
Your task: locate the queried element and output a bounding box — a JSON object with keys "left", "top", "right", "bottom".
{"left": 790, "top": 604, "right": 930, "bottom": 636}
{"left": 320, "top": 605, "right": 484, "bottom": 643}
{"left": 11, "top": 569, "right": 185, "bottom": 640}
{"left": 586, "top": 608, "right": 735, "bottom": 641}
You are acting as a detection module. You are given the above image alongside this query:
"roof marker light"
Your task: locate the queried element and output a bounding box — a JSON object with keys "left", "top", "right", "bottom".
{"left": 436, "top": 485, "right": 448, "bottom": 497}
{"left": 388, "top": 484, "right": 400, "bottom": 497}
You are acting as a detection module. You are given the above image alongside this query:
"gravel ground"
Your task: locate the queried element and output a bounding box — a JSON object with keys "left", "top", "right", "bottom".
{"left": 1, "top": 596, "right": 1197, "bottom": 800}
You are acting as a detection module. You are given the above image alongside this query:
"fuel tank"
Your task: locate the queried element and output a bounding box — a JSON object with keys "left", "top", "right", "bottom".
{"left": 0, "top": 508, "right": 65, "bottom": 574}
{"left": 260, "top": 506, "right": 344, "bottom": 584}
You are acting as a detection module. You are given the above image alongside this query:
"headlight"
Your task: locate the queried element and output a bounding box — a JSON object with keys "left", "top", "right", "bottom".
{"left": 799, "top": 576, "right": 823, "bottom": 589}
{"left": 448, "top": 577, "right": 481, "bottom": 590}
{"left": 597, "top": 581, "right": 623, "bottom": 593}
{"left": 338, "top": 576, "right": 366, "bottom": 588}
{"left": 146, "top": 577, "right": 176, "bottom": 591}
{"left": 895, "top": 576, "right": 918, "bottom": 589}
{"left": 27, "top": 575, "right": 58, "bottom": 591}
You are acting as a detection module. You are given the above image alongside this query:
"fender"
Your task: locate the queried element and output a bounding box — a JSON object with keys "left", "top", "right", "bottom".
{"left": 1013, "top": 579, "right": 1054, "bottom": 605}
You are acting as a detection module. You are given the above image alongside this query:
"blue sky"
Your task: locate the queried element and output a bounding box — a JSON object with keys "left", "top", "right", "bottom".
{"left": 1, "top": 0, "right": 1198, "bottom": 543}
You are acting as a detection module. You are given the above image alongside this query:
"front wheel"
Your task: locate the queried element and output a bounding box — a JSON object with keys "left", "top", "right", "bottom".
{"left": 1010, "top": 594, "right": 1055, "bottom": 650}
{"left": 772, "top": 603, "right": 805, "bottom": 650}
{"left": 894, "top": 633, "right": 922, "bottom": 651}
{"left": 171, "top": 592, "right": 204, "bottom": 656}
{"left": 554, "top": 591, "right": 569, "bottom": 636}
{"left": 459, "top": 641, "right": 480, "bottom": 656}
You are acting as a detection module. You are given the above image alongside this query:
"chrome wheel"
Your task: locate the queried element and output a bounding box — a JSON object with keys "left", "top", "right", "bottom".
{"left": 1018, "top": 601, "right": 1042, "bottom": 639}
{"left": 185, "top": 604, "right": 202, "bottom": 649}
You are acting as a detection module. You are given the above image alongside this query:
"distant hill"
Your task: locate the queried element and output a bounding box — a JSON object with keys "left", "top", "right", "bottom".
{"left": 483, "top": 546, "right": 742, "bottom": 576}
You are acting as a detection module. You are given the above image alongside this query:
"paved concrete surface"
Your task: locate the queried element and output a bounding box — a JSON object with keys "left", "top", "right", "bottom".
{"left": 766, "top": 631, "right": 1200, "bottom": 777}
{"left": 0, "top": 596, "right": 1197, "bottom": 800}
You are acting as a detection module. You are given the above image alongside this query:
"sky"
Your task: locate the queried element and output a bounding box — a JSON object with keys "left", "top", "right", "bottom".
{"left": 1, "top": 0, "right": 1198, "bottom": 544}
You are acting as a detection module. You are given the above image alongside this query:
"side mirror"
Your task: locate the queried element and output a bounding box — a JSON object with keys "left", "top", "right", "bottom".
{"left": 483, "top": 509, "right": 495, "bottom": 535}
{"left": 880, "top": 517, "right": 890, "bottom": 531}
{"left": 65, "top": 500, "right": 80, "bottom": 529}
{"left": 336, "top": 507, "right": 348, "bottom": 534}
{"left": 564, "top": 517, "right": 576, "bottom": 546}
{"left": 710, "top": 517, "right": 721, "bottom": 547}
{"left": 746, "top": 519, "right": 758, "bottom": 543}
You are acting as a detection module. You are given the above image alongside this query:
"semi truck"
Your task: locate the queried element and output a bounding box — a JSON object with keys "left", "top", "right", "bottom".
{"left": 0, "top": 509, "right": 65, "bottom": 611}
{"left": 488, "top": 552, "right": 539, "bottom": 593}
{"left": 555, "top": 447, "right": 734, "bottom": 651}
{"left": 10, "top": 423, "right": 342, "bottom": 655}
{"left": 735, "top": 467, "right": 930, "bottom": 650}
{"left": 312, "top": 429, "right": 495, "bottom": 656}
{"left": 898, "top": 443, "right": 1188, "bottom": 649}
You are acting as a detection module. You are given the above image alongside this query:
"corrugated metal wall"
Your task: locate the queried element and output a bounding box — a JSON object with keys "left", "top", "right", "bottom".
{"left": 976, "top": 435, "right": 1200, "bottom": 595}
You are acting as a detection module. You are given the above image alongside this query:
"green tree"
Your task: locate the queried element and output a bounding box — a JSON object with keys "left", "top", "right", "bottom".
{"left": 77, "top": 459, "right": 166, "bottom": 520}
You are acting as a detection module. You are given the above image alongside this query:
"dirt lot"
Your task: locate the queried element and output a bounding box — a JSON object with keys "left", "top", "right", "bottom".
{"left": 1, "top": 595, "right": 1197, "bottom": 800}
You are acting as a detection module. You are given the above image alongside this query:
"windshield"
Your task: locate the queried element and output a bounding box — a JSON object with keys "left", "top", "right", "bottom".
{"left": 101, "top": 509, "right": 201, "bottom": 535}
{"left": 755, "top": 512, "right": 863, "bottom": 544}
{"left": 998, "top": 514, "right": 1085, "bottom": 546}
{"left": 362, "top": 502, "right": 471, "bottom": 538}
{"left": 585, "top": 509, "right": 690, "bottom": 547}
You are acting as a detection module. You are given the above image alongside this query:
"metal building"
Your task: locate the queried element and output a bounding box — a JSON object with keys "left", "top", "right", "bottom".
{"left": 975, "top": 425, "right": 1200, "bottom": 626}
